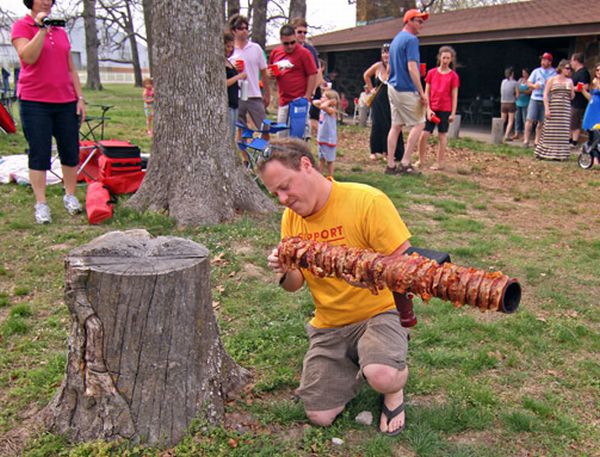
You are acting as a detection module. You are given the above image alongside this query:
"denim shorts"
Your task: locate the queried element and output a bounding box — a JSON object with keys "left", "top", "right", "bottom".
{"left": 19, "top": 99, "right": 79, "bottom": 170}
{"left": 526, "top": 99, "right": 545, "bottom": 123}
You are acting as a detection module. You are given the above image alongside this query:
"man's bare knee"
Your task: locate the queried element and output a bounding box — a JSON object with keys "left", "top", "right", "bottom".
{"left": 305, "top": 406, "right": 344, "bottom": 427}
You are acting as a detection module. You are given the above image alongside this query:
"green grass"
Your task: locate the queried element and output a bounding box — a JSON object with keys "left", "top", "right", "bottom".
{"left": 1, "top": 84, "right": 599, "bottom": 456}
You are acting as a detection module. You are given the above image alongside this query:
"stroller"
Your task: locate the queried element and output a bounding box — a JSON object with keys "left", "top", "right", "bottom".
{"left": 578, "top": 124, "right": 600, "bottom": 169}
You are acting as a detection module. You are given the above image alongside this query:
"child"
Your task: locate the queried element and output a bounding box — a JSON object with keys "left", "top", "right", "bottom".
{"left": 313, "top": 90, "right": 340, "bottom": 177}
{"left": 142, "top": 77, "right": 154, "bottom": 136}
{"left": 416, "top": 46, "right": 460, "bottom": 170}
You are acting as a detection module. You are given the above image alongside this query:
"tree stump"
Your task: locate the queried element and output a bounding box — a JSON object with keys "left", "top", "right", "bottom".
{"left": 47, "top": 230, "right": 250, "bottom": 447}
{"left": 448, "top": 114, "right": 461, "bottom": 139}
{"left": 491, "top": 117, "right": 505, "bottom": 144}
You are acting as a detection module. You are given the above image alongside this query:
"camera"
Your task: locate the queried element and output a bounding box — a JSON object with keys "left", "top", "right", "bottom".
{"left": 41, "top": 17, "right": 66, "bottom": 27}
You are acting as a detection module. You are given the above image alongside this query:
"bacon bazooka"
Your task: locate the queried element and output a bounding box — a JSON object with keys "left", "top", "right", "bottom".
{"left": 277, "top": 237, "right": 521, "bottom": 315}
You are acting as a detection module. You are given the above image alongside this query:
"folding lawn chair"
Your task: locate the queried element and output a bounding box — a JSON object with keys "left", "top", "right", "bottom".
{"left": 80, "top": 104, "right": 113, "bottom": 142}
{"left": 288, "top": 97, "right": 310, "bottom": 139}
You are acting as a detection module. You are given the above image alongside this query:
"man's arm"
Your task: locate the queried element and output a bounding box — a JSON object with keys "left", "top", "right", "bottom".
{"left": 261, "top": 68, "right": 271, "bottom": 107}
{"left": 305, "top": 73, "right": 317, "bottom": 100}
{"left": 407, "top": 61, "right": 426, "bottom": 104}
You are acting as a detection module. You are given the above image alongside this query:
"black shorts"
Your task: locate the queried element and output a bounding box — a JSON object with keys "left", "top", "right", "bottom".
{"left": 309, "top": 86, "right": 322, "bottom": 121}
{"left": 424, "top": 111, "right": 451, "bottom": 134}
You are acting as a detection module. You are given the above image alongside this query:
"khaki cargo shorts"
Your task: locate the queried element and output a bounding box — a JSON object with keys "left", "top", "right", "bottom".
{"left": 388, "top": 86, "right": 425, "bottom": 127}
{"left": 296, "top": 311, "right": 409, "bottom": 411}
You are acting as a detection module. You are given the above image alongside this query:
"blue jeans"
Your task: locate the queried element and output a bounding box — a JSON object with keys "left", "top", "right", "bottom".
{"left": 228, "top": 107, "right": 238, "bottom": 141}
{"left": 515, "top": 104, "right": 528, "bottom": 134}
{"left": 19, "top": 99, "right": 79, "bottom": 170}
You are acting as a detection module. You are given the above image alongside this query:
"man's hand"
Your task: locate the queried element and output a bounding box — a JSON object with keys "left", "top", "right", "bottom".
{"left": 268, "top": 247, "right": 305, "bottom": 291}
{"left": 267, "top": 248, "right": 286, "bottom": 275}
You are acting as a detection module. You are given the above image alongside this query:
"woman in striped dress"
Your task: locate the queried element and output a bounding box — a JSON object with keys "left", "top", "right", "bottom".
{"left": 535, "top": 60, "right": 575, "bottom": 160}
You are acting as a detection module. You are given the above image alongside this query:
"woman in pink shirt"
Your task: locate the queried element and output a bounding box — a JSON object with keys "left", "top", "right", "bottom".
{"left": 12, "top": 0, "right": 86, "bottom": 224}
{"left": 416, "top": 46, "right": 460, "bottom": 171}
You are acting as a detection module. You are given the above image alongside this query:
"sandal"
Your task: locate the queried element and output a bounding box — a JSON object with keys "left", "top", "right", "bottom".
{"left": 398, "top": 164, "right": 422, "bottom": 175}
{"left": 380, "top": 395, "right": 406, "bottom": 436}
{"left": 429, "top": 163, "right": 443, "bottom": 171}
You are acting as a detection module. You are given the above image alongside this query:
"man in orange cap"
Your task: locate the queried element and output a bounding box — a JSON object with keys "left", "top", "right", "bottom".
{"left": 385, "top": 9, "right": 429, "bottom": 175}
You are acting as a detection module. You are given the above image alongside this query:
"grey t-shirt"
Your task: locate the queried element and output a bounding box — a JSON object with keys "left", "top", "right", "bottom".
{"left": 500, "top": 79, "right": 518, "bottom": 103}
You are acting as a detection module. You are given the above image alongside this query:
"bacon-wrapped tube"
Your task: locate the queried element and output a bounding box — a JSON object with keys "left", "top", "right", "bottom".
{"left": 277, "top": 237, "right": 520, "bottom": 313}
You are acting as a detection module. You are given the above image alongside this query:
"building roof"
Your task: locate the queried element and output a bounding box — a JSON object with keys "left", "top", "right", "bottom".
{"left": 311, "top": 0, "right": 600, "bottom": 52}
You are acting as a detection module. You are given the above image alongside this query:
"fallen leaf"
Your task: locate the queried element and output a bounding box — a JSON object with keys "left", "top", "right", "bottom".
{"left": 212, "top": 301, "right": 220, "bottom": 310}
{"left": 227, "top": 438, "right": 238, "bottom": 448}
{"left": 216, "top": 284, "right": 225, "bottom": 293}
{"left": 211, "top": 253, "right": 226, "bottom": 265}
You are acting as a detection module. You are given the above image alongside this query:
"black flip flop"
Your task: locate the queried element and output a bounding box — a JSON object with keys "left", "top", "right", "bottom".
{"left": 380, "top": 396, "right": 406, "bottom": 436}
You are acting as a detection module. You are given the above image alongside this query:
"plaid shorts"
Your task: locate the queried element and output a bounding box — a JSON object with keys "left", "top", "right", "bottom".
{"left": 296, "top": 311, "right": 408, "bottom": 411}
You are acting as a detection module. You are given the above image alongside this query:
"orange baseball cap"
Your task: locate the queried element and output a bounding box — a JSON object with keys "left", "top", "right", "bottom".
{"left": 403, "top": 9, "right": 430, "bottom": 23}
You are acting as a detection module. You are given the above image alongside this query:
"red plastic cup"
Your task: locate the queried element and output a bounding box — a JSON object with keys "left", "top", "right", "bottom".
{"left": 576, "top": 82, "right": 584, "bottom": 92}
{"left": 420, "top": 63, "right": 426, "bottom": 77}
{"left": 431, "top": 114, "right": 441, "bottom": 124}
{"left": 269, "top": 64, "right": 280, "bottom": 77}
{"left": 235, "top": 59, "right": 245, "bottom": 72}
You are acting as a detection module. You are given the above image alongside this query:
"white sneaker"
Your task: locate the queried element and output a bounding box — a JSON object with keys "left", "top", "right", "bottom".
{"left": 34, "top": 202, "right": 52, "bottom": 224}
{"left": 63, "top": 194, "right": 82, "bottom": 215}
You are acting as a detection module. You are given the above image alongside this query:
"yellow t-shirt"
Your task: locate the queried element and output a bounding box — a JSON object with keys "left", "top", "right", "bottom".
{"left": 281, "top": 180, "right": 411, "bottom": 328}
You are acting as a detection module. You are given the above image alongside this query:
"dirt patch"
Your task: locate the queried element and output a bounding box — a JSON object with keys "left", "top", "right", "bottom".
{"left": 241, "top": 263, "right": 269, "bottom": 282}
{"left": 336, "top": 130, "right": 600, "bottom": 238}
{"left": 231, "top": 241, "right": 254, "bottom": 257}
{"left": 0, "top": 405, "right": 49, "bottom": 457}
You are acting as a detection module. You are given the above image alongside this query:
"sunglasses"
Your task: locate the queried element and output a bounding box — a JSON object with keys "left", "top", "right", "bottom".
{"left": 564, "top": 67, "right": 572, "bottom": 70}
{"left": 296, "top": 30, "right": 307, "bottom": 35}
{"left": 236, "top": 26, "right": 248, "bottom": 31}
{"left": 282, "top": 40, "right": 296, "bottom": 46}
{"left": 413, "top": 19, "right": 424, "bottom": 24}
{"left": 255, "top": 144, "right": 310, "bottom": 165}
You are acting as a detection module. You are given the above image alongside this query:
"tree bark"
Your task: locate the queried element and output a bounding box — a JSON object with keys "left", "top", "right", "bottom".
{"left": 226, "top": 0, "right": 240, "bottom": 18}
{"left": 142, "top": 0, "right": 153, "bottom": 74}
{"left": 128, "top": 0, "right": 276, "bottom": 227}
{"left": 251, "top": 0, "right": 267, "bottom": 49}
{"left": 83, "top": 0, "right": 103, "bottom": 90}
{"left": 47, "top": 230, "right": 250, "bottom": 446}
{"left": 124, "top": 0, "right": 143, "bottom": 87}
{"left": 288, "top": 0, "right": 306, "bottom": 21}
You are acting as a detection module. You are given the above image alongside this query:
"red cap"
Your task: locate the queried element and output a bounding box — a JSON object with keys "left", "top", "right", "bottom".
{"left": 403, "top": 9, "right": 430, "bottom": 24}
{"left": 541, "top": 52, "right": 553, "bottom": 61}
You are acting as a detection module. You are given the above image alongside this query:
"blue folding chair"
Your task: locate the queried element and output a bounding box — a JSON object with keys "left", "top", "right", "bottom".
{"left": 288, "top": 97, "right": 309, "bottom": 139}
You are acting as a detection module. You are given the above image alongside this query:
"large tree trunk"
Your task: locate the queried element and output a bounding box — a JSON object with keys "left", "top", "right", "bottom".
{"left": 142, "top": 0, "right": 153, "bottom": 74}
{"left": 288, "top": 0, "right": 306, "bottom": 21}
{"left": 124, "top": 0, "right": 142, "bottom": 87}
{"left": 47, "top": 230, "right": 250, "bottom": 446}
{"left": 83, "top": 0, "right": 103, "bottom": 90}
{"left": 128, "top": 0, "right": 275, "bottom": 227}
{"left": 251, "top": 0, "right": 267, "bottom": 48}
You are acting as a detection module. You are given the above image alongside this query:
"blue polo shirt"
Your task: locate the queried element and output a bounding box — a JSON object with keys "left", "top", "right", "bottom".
{"left": 388, "top": 30, "right": 420, "bottom": 92}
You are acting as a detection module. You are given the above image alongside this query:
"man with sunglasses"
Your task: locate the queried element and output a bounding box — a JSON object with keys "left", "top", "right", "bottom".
{"left": 228, "top": 14, "right": 270, "bottom": 131}
{"left": 260, "top": 138, "right": 413, "bottom": 436}
{"left": 268, "top": 24, "right": 318, "bottom": 137}
{"left": 386, "top": 9, "right": 429, "bottom": 175}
